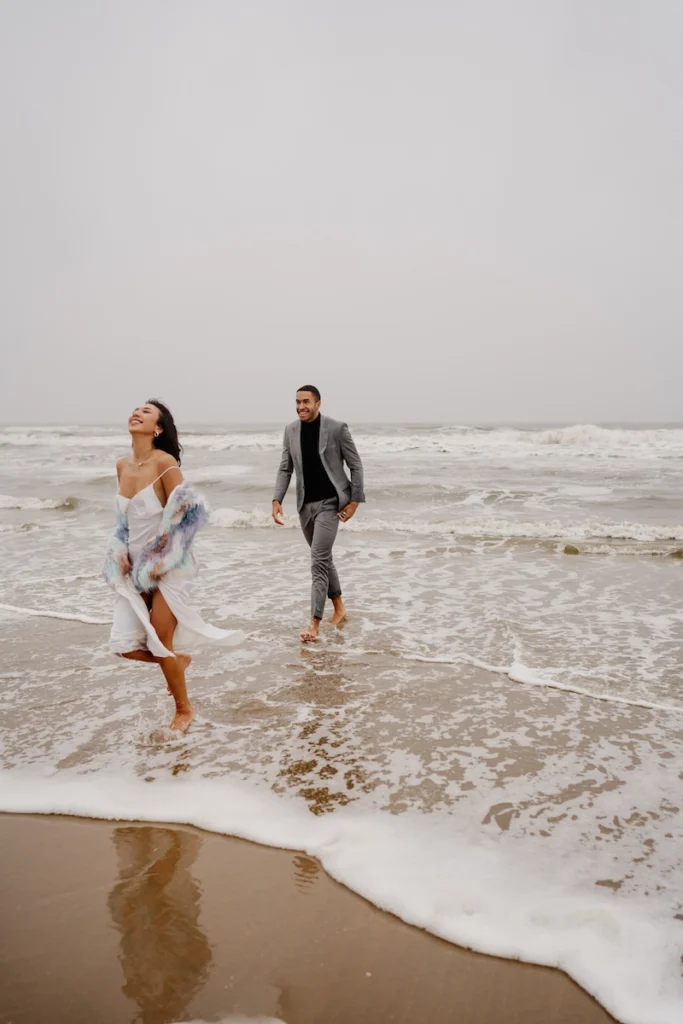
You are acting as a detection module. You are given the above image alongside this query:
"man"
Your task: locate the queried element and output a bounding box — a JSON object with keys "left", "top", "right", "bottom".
{"left": 272, "top": 385, "right": 365, "bottom": 641}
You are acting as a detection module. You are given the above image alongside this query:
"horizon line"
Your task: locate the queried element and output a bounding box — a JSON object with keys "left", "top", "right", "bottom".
{"left": 2, "top": 419, "right": 682, "bottom": 430}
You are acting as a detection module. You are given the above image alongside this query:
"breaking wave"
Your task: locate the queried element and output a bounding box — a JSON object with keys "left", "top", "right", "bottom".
{"left": 3, "top": 423, "right": 683, "bottom": 457}
{"left": 0, "top": 493, "right": 81, "bottom": 511}
{"left": 209, "top": 508, "right": 683, "bottom": 543}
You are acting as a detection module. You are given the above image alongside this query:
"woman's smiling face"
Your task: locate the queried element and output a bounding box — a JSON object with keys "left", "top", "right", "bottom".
{"left": 128, "top": 404, "right": 160, "bottom": 437}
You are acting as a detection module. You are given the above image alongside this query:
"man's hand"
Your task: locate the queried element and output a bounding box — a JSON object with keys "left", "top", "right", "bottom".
{"left": 272, "top": 500, "right": 285, "bottom": 526}
{"left": 118, "top": 553, "right": 132, "bottom": 576}
{"left": 338, "top": 501, "right": 359, "bottom": 523}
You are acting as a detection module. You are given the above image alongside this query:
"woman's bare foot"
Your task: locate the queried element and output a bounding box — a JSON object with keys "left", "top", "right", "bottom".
{"left": 167, "top": 652, "right": 191, "bottom": 693}
{"left": 300, "top": 618, "right": 321, "bottom": 642}
{"left": 170, "top": 703, "right": 195, "bottom": 732}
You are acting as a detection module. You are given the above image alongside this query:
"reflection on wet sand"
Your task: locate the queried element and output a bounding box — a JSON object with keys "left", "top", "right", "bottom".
{"left": 108, "top": 825, "right": 212, "bottom": 1024}
{"left": 292, "top": 853, "right": 321, "bottom": 894}
{"left": 275, "top": 643, "right": 373, "bottom": 814}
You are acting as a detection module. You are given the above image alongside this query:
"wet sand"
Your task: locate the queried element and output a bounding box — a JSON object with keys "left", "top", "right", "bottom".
{"left": 0, "top": 814, "right": 615, "bottom": 1024}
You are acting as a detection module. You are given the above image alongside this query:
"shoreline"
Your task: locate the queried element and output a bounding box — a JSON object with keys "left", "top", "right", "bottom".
{"left": 0, "top": 812, "right": 616, "bottom": 1024}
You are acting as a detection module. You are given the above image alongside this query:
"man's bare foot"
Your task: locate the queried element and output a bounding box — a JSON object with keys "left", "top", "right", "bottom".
{"left": 170, "top": 704, "right": 195, "bottom": 733}
{"left": 329, "top": 602, "right": 347, "bottom": 626}
{"left": 167, "top": 652, "right": 191, "bottom": 694}
{"left": 300, "top": 618, "right": 321, "bottom": 642}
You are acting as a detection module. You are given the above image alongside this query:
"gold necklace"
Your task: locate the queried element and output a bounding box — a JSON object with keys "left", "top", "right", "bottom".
{"left": 132, "top": 452, "right": 155, "bottom": 468}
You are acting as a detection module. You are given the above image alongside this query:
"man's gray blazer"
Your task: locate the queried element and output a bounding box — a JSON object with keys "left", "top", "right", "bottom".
{"left": 273, "top": 415, "right": 366, "bottom": 513}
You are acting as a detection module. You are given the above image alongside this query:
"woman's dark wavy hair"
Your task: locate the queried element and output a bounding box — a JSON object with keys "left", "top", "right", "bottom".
{"left": 148, "top": 399, "right": 183, "bottom": 465}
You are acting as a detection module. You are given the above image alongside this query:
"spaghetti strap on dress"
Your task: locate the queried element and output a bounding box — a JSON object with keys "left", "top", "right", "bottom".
{"left": 149, "top": 466, "right": 176, "bottom": 486}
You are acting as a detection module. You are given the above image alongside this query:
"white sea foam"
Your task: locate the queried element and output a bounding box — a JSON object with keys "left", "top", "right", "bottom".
{"left": 187, "top": 464, "right": 252, "bottom": 484}
{"left": 210, "top": 507, "right": 295, "bottom": 530}
{"left": 13, "top": 572, "right": 98, "bottom": 586}
{"left": 174, "top": 1018, "right": 285, "bottom": 1023}
{"left": 186, "top": 422, "right": 683, "bottom": 457}
{"left": 352, "top": 517, "right": 683, "bottom": 541}
{"left": 506, "top": 660, "right": 680, "bottom": 712}
{"left": 581, "top": 544, "right": 682, "bottom": 557}
{"left": 3, "top": 423, "right": 683, "bottom": 457}
{"left": 0, "top": 493, "right": 78, "bottom": 510}
{"left": 1, "top": 771, "right": 680, "bottom": 1024}
{"left": 208, "top": 508, "right": 683, "bottom": 542}
{"left": 558, "top": 485, "right": 614, "bottom": 498}
{"left": 0, "top": 602, "right": 110, "bottom": 625}
{"left": 407, "top": 652, "right": 683, "bottom": 714}
{"left": 0, "top": 431, "right": 128, "bottom": 448}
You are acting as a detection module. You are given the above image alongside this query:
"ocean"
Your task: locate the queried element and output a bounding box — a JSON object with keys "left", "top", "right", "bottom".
{"left": 1, "top": 422, "right": 682, "bottom": 1024}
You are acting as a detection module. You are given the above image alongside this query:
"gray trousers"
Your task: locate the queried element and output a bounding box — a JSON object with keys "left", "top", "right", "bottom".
{"left": 299, "top": 498, "right": 342, "bottom": 619}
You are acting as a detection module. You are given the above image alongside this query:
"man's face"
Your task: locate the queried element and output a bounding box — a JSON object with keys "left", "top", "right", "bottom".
{"left": 296, "top": 391, "right": 321, "bottom": 421}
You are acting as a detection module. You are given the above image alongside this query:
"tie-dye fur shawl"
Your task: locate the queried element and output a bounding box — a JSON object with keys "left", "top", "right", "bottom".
{"left": 103, "top": 482, "right": 209, "bottom": 594}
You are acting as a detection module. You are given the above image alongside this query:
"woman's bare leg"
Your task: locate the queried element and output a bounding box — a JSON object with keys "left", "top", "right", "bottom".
{"left": 118, "top": 649, "right": 191, "bottom": 692}
{"left": 117, "top": 597, "right": 189, "bottom": 685}
{"left": 120, "top": 651, "right": 192, "bottom": 668}
{"left": 149, "top": 591, "right": 195, "bottom": 732}
{"left": 119, "top": 650, "right": 156, "bottom": 664}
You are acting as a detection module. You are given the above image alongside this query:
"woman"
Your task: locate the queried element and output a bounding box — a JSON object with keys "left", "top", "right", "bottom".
{"left": 103, "top": 400, "right": 240, "bottom": 732}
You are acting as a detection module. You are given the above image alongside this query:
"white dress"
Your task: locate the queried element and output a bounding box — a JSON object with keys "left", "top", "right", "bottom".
{"left": 109, "top": 473, "right": 242, "bottom": 657}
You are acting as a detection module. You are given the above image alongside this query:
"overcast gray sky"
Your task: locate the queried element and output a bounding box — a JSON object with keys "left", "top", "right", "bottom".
{"left": 1, "top": 1, "right": 681, "bottom": 425}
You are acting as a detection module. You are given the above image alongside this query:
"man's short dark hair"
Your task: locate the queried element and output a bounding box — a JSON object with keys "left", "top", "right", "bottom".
{"left": 297, "top": 385, "right": 321, "bottom": 401}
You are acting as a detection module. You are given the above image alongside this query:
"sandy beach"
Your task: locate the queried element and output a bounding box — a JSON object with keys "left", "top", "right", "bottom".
{"left": 0, "top": 813, "right": 616, "bottom": 1024}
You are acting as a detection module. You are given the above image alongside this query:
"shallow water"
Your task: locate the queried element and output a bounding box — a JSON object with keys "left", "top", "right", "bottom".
{"left": 1, "top": 422, "right": 682, "bottom": 1023}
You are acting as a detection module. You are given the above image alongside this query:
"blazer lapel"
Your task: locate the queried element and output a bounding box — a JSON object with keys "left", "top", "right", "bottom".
{"left": 291, "top": 419, "right": 303, "bottom": 470}
{"left": 318, "top": 414, "right": 329, "bottom": 454}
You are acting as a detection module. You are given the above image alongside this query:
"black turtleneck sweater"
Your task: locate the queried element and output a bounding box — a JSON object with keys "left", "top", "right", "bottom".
{"left": 301, "top": 417, "right": 337, "bottom": 504}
